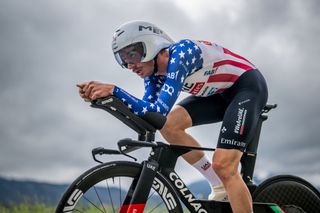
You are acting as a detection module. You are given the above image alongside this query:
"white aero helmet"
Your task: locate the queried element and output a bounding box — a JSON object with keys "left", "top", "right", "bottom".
{"left": 112, "top": 20, "right": 174, "bottom": 68}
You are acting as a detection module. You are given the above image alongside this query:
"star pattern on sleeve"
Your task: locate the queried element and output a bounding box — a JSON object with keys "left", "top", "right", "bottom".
{"left": 169, "top": 39, "right": 203, "bottom": 76}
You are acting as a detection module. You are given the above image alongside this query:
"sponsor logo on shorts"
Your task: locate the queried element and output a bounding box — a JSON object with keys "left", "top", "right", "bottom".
{"left": 220, "top": 138, "right": 246, "bottom": 148}
{"left": 234, "top": 107, "right": 247, "bottom": 135}
{"left": 221, "top": 126, "right": 227, "bottom": 133}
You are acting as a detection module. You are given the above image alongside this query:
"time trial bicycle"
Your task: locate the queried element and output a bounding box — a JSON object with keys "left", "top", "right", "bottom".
{"left": 56, "top": 96, "right": 320, "bottom": 213}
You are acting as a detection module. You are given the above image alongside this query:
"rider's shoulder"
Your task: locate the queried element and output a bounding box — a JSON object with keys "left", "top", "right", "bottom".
{"left": 169, "top": 39, "right": 197, "bottom": 51}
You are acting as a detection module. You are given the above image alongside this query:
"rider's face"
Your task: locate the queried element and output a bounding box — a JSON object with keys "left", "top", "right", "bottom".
{"left": 127, "top": 60, "right": 154, "bottom": 78}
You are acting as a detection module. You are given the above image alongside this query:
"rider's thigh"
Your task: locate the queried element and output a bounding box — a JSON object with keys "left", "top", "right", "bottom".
{"left": 212, "top": 148, "right": 243, "bottom": 177}
{"left": 161, "top": 105, "right": 192, "bottom": 132}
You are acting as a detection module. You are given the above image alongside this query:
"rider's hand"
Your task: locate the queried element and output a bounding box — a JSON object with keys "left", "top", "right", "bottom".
{"left": 77, "top": 81, "right": 115, "bottom": 102}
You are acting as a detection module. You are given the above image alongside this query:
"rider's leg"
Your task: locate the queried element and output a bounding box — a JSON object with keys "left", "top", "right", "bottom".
{"left": 160, "top": 105, "right": 223, "bottom": 189}
{"left": 212, "top": 94, "right": 261, "bottom": 212}
{"left": 212, "top": 149, "right": 252, "bottom": 213}
{"left": 161, "top": 94, "right": 228, "bottom": 164}
{"left": 160, "top": 105, "right": 203, "bottom": 164}
{"left": 212, "top": 70, "right": 268, "bottom": 212}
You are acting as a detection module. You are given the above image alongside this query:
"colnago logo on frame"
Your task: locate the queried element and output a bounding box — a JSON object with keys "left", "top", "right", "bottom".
{"left": 169, "top": 172, "right": 208, "bottom": 213}
{"left": 152, "top": 177, "right": 177, "bottom": 210}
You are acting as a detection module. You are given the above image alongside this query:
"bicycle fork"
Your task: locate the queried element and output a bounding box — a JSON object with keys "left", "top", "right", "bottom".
{"left": 119, "top": 160, "right": 159, "bottom": 213}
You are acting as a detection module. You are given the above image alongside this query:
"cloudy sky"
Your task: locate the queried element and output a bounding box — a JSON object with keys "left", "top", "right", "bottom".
{"left": 1, "top": 0, "right": 319, "bottom": 187}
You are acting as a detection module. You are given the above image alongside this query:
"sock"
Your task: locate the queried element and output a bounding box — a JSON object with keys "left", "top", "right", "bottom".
{"left": 192, "top": 155, "right": 222, "bottom": 187}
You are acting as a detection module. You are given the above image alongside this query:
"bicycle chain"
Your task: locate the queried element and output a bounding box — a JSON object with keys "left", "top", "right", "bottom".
{"left": 282, "top": 205, "right": 306, "bottom": 213}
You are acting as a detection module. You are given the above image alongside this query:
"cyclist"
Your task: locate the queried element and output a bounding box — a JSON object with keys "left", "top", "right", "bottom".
{"left": 78, "top": 20, "right": 268, "bottom": 213}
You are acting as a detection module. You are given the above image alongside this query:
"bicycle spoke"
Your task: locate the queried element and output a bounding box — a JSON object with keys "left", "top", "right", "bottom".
{"left": 147, "top": 200, "right": 164, "bottom": 213}
{"left": 119, "top": 177, "right": 122, "bottom": 206}
{"left": 94, "top": 186, "right": 107, "bottom": 213}
{"left": 82, "top": 195, "right": 106, "bottom": 213}
{"left": 106, "top": 179, "right": 115, "bottom": 213}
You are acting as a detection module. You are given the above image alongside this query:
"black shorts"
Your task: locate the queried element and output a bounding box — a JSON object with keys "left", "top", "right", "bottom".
{"left": 177, "top": 69, "right": 268, "bottom": 152}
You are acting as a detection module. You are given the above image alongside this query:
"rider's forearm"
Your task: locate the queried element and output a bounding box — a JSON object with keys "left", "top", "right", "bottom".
{"left": 113, "top": 86, "right": 166, "bottom": 116}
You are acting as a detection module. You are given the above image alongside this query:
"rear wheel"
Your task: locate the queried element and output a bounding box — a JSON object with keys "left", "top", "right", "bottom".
{"left": 55, "top": 161, "right": 183, "bottom": 213}
{"left": 253, "top": 175, "right": 320, "bottom": 213}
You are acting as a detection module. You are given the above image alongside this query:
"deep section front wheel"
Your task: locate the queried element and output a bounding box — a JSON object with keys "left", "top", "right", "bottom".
{"left": 253, "top": 175, "right": 320, "bottom": 213}
{"left": 56, "top": 161, "right": 183, "bottom": 213}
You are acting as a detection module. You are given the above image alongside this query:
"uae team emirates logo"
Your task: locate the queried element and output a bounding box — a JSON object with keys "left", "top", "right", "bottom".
{"left": 234, "top": 107, "right": 247, "bottom": 135}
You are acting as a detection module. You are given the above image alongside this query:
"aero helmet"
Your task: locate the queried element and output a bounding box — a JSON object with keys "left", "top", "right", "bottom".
{"left": 112, "top": 20, "right": 174, "bottom": 68}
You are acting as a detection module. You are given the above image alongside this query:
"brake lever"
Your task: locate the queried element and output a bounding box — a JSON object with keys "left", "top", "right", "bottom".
{"left": 92, "top": 147, "right": 121, "bottom": 164}
{"left": 91, "top": 147, "right": 137, "bottom": 163}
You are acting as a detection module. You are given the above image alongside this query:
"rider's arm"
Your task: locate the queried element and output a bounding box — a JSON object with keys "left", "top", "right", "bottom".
{"left": 113, "top": 39, "right": 203, "bottom": 116}
{"left": 142, "top": 75, "right": 166, "bottom": 103}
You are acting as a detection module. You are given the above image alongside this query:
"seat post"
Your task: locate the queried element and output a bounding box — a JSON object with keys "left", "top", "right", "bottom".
{"left": 240, "top": 114, "right": 268, "bottom": 192}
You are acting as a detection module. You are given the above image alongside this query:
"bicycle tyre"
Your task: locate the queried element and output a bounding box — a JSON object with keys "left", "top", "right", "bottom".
{"left": 55, "top": 161, "right": 183, "bottom": 213}
{"left": 252, "top": 175, "right": 320, "bottom": 213}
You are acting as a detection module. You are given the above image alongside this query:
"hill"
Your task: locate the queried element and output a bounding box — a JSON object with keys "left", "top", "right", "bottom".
{"left": 0, "top": 177, "right": 68, "bottom": 205}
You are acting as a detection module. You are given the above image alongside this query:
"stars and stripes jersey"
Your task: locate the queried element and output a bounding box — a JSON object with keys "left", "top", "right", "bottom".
{"left": 113, "top": 39, "right": 256, "bottom": 116}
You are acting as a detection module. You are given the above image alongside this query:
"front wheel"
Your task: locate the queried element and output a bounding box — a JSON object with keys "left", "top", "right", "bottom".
{"left": 55, "top": 161, "right": 183, "bottom": 213}
{"left": 252, "top": 175, "right": 320, "bottom": 213}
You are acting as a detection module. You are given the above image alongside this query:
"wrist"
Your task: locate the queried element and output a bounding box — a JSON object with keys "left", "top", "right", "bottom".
{"left": 112, "top": 85, "right": 119, "bottom": 95}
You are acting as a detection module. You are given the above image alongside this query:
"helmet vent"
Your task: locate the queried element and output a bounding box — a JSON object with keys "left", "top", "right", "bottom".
{"left": 117, "top": 30, "right": 125, "bottom": 37}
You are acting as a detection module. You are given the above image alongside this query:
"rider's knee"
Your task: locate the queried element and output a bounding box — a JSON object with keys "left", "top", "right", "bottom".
{"left": 160, "top": 107, "right": 191, "bottom": 139}
{"left": 212, "top": 160, "right": 238, "bottom": 182}
{"left": 160, "top": 116, "right": 183, "bottom": 139}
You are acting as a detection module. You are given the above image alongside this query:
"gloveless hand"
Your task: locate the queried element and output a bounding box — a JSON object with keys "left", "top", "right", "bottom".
{"left": 77, "top": 81, "right": 115, "bottom": 102}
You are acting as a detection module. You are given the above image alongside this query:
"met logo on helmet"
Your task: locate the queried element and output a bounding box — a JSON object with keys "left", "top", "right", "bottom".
{"left": 139, "top": 25, "right": 163, "bottom": 34}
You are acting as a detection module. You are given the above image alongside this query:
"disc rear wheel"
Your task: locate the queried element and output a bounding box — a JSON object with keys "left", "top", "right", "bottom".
{"left": 253, "top": 175, "right": 320, "bottom": 213}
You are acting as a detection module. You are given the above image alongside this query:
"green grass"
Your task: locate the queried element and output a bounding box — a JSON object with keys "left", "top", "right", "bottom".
{"left": 0, "top": 203, "right": 54, "bottom": 213}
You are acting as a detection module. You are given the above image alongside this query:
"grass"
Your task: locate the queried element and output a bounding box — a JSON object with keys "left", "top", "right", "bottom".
{"left": 0, "top": 203, "right": 54, "bottom": 213}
